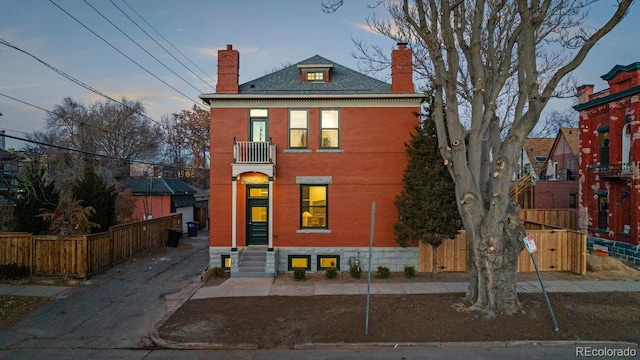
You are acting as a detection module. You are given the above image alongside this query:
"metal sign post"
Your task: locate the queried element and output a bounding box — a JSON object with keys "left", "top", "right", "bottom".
{"left": 524, "top": 235, "right": 559, "bottom": 332}
{"left": 365, "top": 202, "right": 375, "bottom": 335}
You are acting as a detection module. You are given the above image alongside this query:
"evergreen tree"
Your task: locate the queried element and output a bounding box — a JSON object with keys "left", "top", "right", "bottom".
{"left": 394, "top": 111, "right": 461, "bottom": 276}
{"left": 14, "top": 166, "right": 59, "bottom": 234}
{"left": 72, "top": 167, "right": 117, "bottom": 233}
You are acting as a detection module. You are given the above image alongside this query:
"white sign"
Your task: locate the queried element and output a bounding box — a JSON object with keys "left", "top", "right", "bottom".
{"left": 523, "top": 235, "right": 537, "bottom": 253}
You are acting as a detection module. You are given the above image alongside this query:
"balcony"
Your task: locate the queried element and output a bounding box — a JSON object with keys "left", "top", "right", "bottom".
{"left": 593, "top": 163, "right": 634, "bottom": 180}
{"left": 233, "top": 140, "right": 276, "bottom": 164}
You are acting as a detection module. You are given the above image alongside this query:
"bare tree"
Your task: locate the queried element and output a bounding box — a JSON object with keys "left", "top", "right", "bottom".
{"left": 531, "top": 109, "right": 579, "bottom": 137}
{"left": 29, "top": 97, "right": 164, "bottom": 198}
{"left": 163, "top": 105, "right": 210, "bottom": 189}
{"left": 327, "top": 0, "right": 633, "bottom": 315}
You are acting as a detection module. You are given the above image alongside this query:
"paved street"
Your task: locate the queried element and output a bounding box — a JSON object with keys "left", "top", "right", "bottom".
{"left": 0, "top": 234, "right": 209, "bottom": 360}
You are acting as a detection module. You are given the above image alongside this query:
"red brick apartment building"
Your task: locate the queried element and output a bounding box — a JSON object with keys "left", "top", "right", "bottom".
{"left": 200, "top": 44, "right": 424, "bottom": 276}
{"left": 575, "top": 62, "right": 640, "bottom": 265}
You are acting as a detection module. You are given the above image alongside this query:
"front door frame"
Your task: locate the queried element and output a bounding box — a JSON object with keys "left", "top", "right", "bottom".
{"left": 246, "top": 185, "right": 269, "bottom": 246}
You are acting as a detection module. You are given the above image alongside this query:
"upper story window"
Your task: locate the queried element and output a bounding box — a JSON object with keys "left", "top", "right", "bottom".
{"left": 599, "top": 130, "right": 609, "bottom": 165}
{"left": 320, "top": 109, "right": 340, "bottom": 149}
{"left": 249, "top": 109, "right": 268, "bottom": 142}
{"left": 298, "top": 63, "right": 333, "bottom": 83}
{"left": 306, "top": 71, "right": 324, "bottom": 82}
{"left": 289, "top": 109, "right": 308, "bottom": 149}
{"left": 534, "top": 156, "right": 547, "bottom": 163}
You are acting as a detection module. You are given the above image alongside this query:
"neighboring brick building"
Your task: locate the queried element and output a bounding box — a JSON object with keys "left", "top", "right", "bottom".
{"left": 575, "top": 62, "right": 640, "bottom": 264}
{"left": 535, "top": 128, "right": 580, "bottom": 209}
{"left": 200, "top": 44, "right": 424, "bottom": 276}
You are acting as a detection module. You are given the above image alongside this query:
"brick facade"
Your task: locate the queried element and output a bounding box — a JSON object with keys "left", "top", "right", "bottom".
{"left": 202, "top": 44, "right": 424, "bottom": 273}
{"left": 575, "top": 62, "right": 640, "bottom": 246}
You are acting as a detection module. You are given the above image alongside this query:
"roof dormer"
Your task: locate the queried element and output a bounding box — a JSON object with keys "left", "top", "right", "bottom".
{"left": 298, "top": 63, "right": 333, "bottom": 83}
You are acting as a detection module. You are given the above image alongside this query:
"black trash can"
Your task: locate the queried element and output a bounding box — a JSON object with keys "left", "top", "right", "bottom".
{"left": 187, "top": 221, "right": 199, "bottom": 237}
{"left": 167, "top": 228, "right": 182, "bottom": 247}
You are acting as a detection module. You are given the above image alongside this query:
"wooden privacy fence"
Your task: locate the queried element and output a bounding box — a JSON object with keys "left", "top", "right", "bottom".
{"left": 0, "top": 214, "right": 181, "bottom": 279}
{"left": 418, "top": 228, "right": 586, "bottom": 275}
{"left": 520, "top": 209, "right": 579, "bottom": 230}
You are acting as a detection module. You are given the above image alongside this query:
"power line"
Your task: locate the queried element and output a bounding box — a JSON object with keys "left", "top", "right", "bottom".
{"left": 0, "top": 38, "right": 164, "bottom": 127}
{"left": 0, "top": 131, "right": 154, "bottom": 165}
{"left": 48, "top": 0, "right": 207, "bottom": 110}
{"left": 109, "top": 0, "right": 215, "bottom": 91}
{"left": 121, "top": 0, "right": 217, "bottom": 87}
{"left": 0, "top": 92, "right": 139, "bottom": 138}
{"left": 83, "top": 0, "right": 205, "bottom": 94}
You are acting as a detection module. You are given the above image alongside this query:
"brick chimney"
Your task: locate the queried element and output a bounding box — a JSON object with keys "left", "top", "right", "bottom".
{"left": 577, "top": 84, "right": 594, "bottom": 104}
{"left": 391, "top": 42, "right": 414, "bottom": 93}
{"left": 216, "top": 44, "right": 239, "bottom": 94}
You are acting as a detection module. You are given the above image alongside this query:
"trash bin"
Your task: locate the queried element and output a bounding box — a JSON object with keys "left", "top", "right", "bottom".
{"left": 187, "top": 221, "right": 199, "bottom": 237}
{"left": 167, "top": 228, "right": 182, "bottom": 247}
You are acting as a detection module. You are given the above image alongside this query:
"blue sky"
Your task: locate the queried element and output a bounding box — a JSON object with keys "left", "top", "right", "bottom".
{"left": 1, "top": 0, "right": 638, "bottom": 149}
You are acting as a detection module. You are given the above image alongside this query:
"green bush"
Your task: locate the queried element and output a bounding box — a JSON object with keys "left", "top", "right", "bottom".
{"left": 325, "top": 266, "right": 338, "bottom": 279}
{"left": 404, "top": 265, "right": 416, "bottom": 278}
{"left": 349, "top": 264, "right": 362, "bottom": 279}
{"left": 293, "top": 267, "right": 306, "bottom": 281}
{"left": 376, "top": 266, "right": 391, "bottom": 279}
{"left": 212, "top": 266, "right": 226, "bottom": 278}
{"left": 0, "top": 263, "right": 30, "bottom": 280}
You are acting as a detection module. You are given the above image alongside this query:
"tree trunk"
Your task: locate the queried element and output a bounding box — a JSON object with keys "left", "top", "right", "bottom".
{"left": 464, "top": 200, "right": 525, "bottom": 315}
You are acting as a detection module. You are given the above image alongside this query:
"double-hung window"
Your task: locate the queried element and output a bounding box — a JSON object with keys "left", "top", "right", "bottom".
{"left": 320, "top": 109, "right": 339, "bottom": 149}
{"left": 289, "top": 109, "right": 308, "bottom": 149}
{"left": 301, "top": 185, "right": 328, "bottom": 229}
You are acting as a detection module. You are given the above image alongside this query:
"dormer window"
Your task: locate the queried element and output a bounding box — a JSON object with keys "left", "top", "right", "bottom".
{"left": 306, "top": 71, "right": 324, "bottom": 82}
{"left": 298, "top": 63, "right": 333, "bottom": 83}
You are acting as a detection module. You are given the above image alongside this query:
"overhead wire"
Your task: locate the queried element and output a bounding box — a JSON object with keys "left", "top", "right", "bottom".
{"left": 83, "top": 0, "right": 205, "bottom": 94}
{"left": 48, "top": 0, "right": 208, "bottom": 110}
{"left": 0, "top": 92, "right": 146, "bottom": 139}
{"left": 0, "top": 38, "right": 164, "bottom": 128}
{"left": 109, "top": 0, "right": 216, "bottom": 91}
{"left": 120, "top": 0, "right": 217, "bottom": 87}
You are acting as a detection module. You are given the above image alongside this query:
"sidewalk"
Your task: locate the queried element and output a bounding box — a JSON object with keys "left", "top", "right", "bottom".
{"left": 191, "top": 277, "right": 640, "bottom": 299}
{"left": 0, "top": 283, "right": 71, "bottom": 299}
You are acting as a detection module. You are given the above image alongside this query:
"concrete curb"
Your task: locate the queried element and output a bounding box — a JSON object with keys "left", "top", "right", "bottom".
{"left": 150, "top": 269, "right": 261, "bottom": 350}
{"left": 294, "top": 340, "right": 640, "bottom": 350}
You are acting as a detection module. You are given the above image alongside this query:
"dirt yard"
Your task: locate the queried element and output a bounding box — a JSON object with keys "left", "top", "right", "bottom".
{"left": 158, "top": 255, "right": 640, "bottom": 349}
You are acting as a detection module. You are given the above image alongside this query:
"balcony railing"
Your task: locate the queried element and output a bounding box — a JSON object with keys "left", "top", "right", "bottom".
{"left": 593, "top": 163, "right": 634, "bottom": 179}
{"left": 233, "top": 139, "right": 276, "bottom": 164}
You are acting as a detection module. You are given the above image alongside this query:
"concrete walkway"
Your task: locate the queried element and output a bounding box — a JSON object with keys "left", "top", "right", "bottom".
{"left": 191, "top": 277, "right": 640, "bottom": 299}
{"left": 2, "top": 276, "right": 640, "bottom": 300}
{"left": 0, "top": 283, "right": 71, "bottom": 299}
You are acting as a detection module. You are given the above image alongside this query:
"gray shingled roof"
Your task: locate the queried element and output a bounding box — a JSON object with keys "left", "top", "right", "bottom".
{"left": 237, "top": 55, "right": 392, "bottom": 95}
{"left": 122, "top": 178, "right": 196, "bottom": 195}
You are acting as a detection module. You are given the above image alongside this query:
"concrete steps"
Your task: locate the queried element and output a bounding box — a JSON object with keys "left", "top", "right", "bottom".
{"left": 233, "top": 246, "right": 274, "bottom": 278}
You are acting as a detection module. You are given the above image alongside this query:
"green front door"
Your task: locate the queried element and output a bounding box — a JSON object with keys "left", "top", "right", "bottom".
{"left": 247, "top": 185, "right": 268, "bottom": 245}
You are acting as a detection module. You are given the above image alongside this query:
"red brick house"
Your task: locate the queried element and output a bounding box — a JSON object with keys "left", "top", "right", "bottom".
{"left": 535, "top": 128, "right": 580, "bottom": 208}
{"left": 200, "top": 44, "right": 424, "bottom": 276}
{"left": 121, "top": 178, "right": 196, "bottom": 233}
{"left": 575, "top": 62, "right": 640, "bottom": 265}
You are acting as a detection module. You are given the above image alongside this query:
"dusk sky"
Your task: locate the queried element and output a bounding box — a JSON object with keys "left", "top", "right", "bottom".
{"left": 1, "top": 0, "right": 639, "bottom": 149}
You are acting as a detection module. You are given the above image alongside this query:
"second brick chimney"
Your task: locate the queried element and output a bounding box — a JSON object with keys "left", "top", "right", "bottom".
{"left": 391, "top": 42, "right": 414, "bottom": 93}
{"left": 216, "top": 44, "right": 239, "bottom": 94}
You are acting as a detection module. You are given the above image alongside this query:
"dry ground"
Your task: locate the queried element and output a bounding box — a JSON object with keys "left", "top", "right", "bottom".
{"left": 158, "top": 255, "right": 640, "bottom": 349}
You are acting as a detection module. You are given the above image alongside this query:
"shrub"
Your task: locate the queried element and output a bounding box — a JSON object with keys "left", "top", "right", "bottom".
{"left": 212, "top": 266, "right": 226, "bottom": 278}
{"left": 404, "top": 265, "right": 416, "bottom": 278}
{"left": 293, "top": 267, "right": 306, "bottom": 281}
{"left": 0, "top": 263, "right": 30, "bottom": 280}
{"left": 376, "top": 266, "right": 391, "bottom": 279}
{"left": 325, "top": 265, "right": 338, "bottom": 279}
{"left": 349, "top": 264, "right": 362, "bottom": 279}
